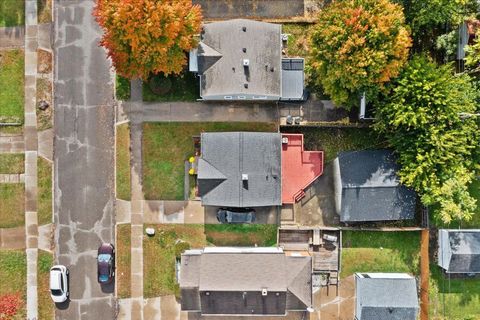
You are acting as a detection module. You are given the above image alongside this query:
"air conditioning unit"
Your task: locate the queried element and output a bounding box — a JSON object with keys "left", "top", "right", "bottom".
{"left": 243, "top": 59, "right": 250, "bottom": 66}
{"left": 262, "top": 288, "right": 268, "bottom": 296}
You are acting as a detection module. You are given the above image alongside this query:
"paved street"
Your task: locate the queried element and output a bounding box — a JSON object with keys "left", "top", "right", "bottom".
{"left": 54, "top": 0, "right": 115, "bottom": 319}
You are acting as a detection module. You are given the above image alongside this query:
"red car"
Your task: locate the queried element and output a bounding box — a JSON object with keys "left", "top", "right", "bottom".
{"left": 97, "top": 243, "right": 115, "bottom": 284}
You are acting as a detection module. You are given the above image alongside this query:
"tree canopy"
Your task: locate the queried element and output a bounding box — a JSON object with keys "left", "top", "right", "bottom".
{"left": 374, "top": 56, "right": 479, "bottom": 224}
{"left": 94, "top": 0, "right": 202, "bottom": 80}
{"left": 309, "top": 0, "right": 411, "bottom": 107}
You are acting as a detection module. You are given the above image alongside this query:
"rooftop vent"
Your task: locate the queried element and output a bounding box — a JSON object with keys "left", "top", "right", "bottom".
{"left": 242, "top": 174, "right": 249, "bottom": 181}
{"left": 242, "top": 48, "right": 247, "bottom": 53}
{"left": 242, "top": 26, "right": 247, "bottom": 32}
{"left": 243, "top": 59, "right": 250, "bottom": 67}
{"left": 262, "top": 288, "right": 268, "bottom": 296}
{"left": 270, "top": 67, "right": 275, "bottom": 72}
{"left": 244, "top": 83, "right": 248, "bottom": 88}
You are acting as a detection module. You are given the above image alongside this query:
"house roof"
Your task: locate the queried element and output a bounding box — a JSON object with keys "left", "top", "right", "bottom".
{"left": 355, "top": 273, "right": 419, "bottom": 320}
{"left": 198, "top": 132, "right": 282, "bottom": 207}
{"left": 179, "top": 248, "right": 312, "bottom": 315}
{"left": 198, "top": 19, "right": 282, "bottom": 98}
{"left": 439, "top": 229, "right": 480, "bottom": 273}
{"left": 335, "top": 150, "right": 416, "bottom": 222}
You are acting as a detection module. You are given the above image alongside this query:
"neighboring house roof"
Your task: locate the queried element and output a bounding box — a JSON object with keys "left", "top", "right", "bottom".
{"left": 333, "top": 150, "right": 416, "bottom": 222}
{"left": 179, "top": 247, "right": 312, "bottom": 315}
{"left": 198, "top": 19, "right": 282, "bottom": 99}
{"left": 355, "top": 273, "right": 419, "bottom": 320}
{"left": 198, "top": 132, "right": 282, "bottom": 207}
{"left": 438, "top": 229, "right": 480, "bottom": 273}
{"left": 281, "top": 59, "right": 305, "bottom": 101}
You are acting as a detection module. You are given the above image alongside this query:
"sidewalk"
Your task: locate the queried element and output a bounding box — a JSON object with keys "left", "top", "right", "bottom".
{"left": 0, "top": 135, "right": 25, "bottom": 153}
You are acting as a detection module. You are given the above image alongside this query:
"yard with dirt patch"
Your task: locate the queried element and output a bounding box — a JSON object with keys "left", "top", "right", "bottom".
{"left": 0, "top": 250, "right": 26, "bottom": 319}
{"left": 341, "top": 231, "right": 420, "bottom": 279}
{"left": 142, "top": 122, "right": 277, "bottom": 200}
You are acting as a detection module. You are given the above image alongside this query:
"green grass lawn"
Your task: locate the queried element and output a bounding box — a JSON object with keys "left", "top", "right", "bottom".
{"left": 0, "top": 184, "right": 24, "bottom": 228}
{"left": 429, "top": 265, "right": 480, "bottom": 320}
{"left": 0, "top": 49, "right": 24, "bottom": 126}
{"left": 0, "top": 1, "right": 24, "bottom": 27}
{"left": 116, "top": 124, "right": 131, "bottom": 200}
{"left": 37, "top": 157, "right": 52, "bottom": 225}
{"left": 0, "top": 250, "right": 26, "bottom": 319}
{"left": 143, "top": 224, "right": 207, "bottom": 297}
{"left": 38, "top": 250, "right": 53, "bottom": 320}
{"left": 116, "top": 224, "right": 131, "bottom": 298}
{"left": 205, "top": 224, "right": 277, "bottom": 247}
{"left": 116, "top": 75, "right": 130, "bottom": 101}
{"left": 282, "top": 126, "right": 387, "bottom": 162}
{"left": 37, "top": 0, "right": 51, "bottom": 24}
{"left": 341, "top": 231, "right": 420, "bottom": 279}
{"left": 282, "top": 23, "right": 311, "bottom": 59}
{"left": 143, "top": 72, "right": 198, "bottom": 102}
{"left": 0, "top": 154, "right": 24, "bottom": 174}
{"left": 142, "top": 122, "right": 277, "bottom": 200}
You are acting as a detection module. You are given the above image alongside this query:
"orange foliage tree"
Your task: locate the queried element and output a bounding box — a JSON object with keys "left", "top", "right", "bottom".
{"left": 93, "top": 0, "right": 202, "bottom": 79}
{"left": 309, "top": 0, "right": 411, "bottom": 107}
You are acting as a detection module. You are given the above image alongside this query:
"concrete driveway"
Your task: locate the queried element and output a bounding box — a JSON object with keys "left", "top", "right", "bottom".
{"left": 204, "top": 206, "right": 279, "bottom": 224}
{"left": 193, "top": 0, "right": 304, "bottom": 19}
{"left": 54, "top": 0, "right": 115, "bottom": 318}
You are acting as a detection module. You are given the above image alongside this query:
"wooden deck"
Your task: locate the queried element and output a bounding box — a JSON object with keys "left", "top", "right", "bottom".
{"left": 313, "top": 244, "right": 339, "bottom": 271}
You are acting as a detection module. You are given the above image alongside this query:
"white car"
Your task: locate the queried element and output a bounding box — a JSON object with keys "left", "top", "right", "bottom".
{"left": 49, "top": 265, "right": 69, "bottom": 303}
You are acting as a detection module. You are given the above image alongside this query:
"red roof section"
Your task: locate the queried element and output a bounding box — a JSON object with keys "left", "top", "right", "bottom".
{"left": 281, "top": 134, "right": 324, "bottom": 204}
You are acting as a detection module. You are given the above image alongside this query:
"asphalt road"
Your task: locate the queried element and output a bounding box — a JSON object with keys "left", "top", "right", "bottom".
{"left": 54, "top": 0, "right": 116, "bottom": 319}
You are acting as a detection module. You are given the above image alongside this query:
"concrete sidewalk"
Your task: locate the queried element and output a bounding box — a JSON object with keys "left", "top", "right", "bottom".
{"left": 0, "top": 135, "right": 25, "bottom": 153}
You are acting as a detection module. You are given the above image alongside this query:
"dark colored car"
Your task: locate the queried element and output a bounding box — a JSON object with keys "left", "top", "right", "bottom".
{"left": 216, "top": 208, "right": 256, "bottom": 224}
{"left": 97, "top": 243, "right": 115, "bottom": 284}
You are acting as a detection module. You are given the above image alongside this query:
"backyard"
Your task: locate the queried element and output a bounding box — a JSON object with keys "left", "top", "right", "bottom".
{"left": 341, "top": 231, "right": 420, "bottom": 279}
{"left": 0, "top": 250, "right": 26, "bottom": 319}
{"left": 142, "top": 122, "right": 277, "bottom": 200}
{"left": 281, "top": 126, "right": 387, "bottom": 162}
{"left": 0, "top": 49, "right": 24, "bottom": 131}
{"left": 0, "top": 184, "right": 25, "bottom": 228}
{"left": 205, "top": 224, "right": 277, "bottom": 247}
{"left": 116, "top": 124, "right": 131, "bottom": 200}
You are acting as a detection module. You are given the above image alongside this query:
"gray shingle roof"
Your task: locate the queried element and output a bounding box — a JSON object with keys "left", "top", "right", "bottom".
{"left": 179, "top": 249, "right": 312, "bottom": 315}
{"left": 198, "top": 19, "right": 282, "bottom": 99}
{"left": 355, "top": 274, "right": 419, "bottom": 320}
{"left": 438, "top": 230, "right": 480, "bottom": 273}
{"left": 198, "top": 132, "right": 281, "bottom": 207}
{"left": 335, "top": 150, "right": 416, "bottom": 222}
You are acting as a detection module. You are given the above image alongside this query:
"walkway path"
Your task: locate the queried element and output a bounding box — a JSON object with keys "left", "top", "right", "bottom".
{"left": 0, "top": 173, "right": 25, "bottom": 183}
{"left": 0, "top": 135, "right": 24, "bottom": 153}
{"left": 0, "top": 26, "right": 25, "bottom": 48}
{"left": 24, "top": 0, "right": 39, "bottom": 319}
{"left": 0, "top": 227, "right": 25, "bottom": 249}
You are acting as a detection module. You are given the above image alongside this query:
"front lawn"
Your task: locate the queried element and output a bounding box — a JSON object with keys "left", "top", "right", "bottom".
{"left": 116, "top": 224, "right": 131, "bottom": 298}
{"left": 281, "top": 127, "right": 387, "bottom": 162}
{"left": 205, "top": 224, "right": 277, "bottom": 247}
{"left": 0, "top": 49, "right": 24, "bottom": 127}
{"left": 0, "top": 250, "right": 26, "bottom": 319}
{"left": 0, "top": 154, "right": 24, "bottom": 174}
{"left": 116, "top": 124, "right": 130, "bottom": 200}
{"left": 142, "top": 122, "right": 277, "bottom": 200}
{"left": 37, "top": 0, "right": 52, "bottom": 24}
{"left": 0, "top": 1, "right": 24, "bottom": 27}
{"left": 143, "top": 72, "right": 198, "bottom": 102}
{"left": 37, "top": 157, "right": 52, "bottom": 225}
{"left": 341, "top": 231, "right": 420, "bottom": 279}
{"left": 0, "top": 184, "right": 25, "bottom": 228}
{"left": 37, "top": 250, "right": 53, "bottom": 320}
{"left": 143, "top": 224, "right": 206, "bottom": 297}
{"left": 429, "top": 265, "right": 480, "bottom": 320}
{"left": 115, "top": 75, "right": 130, "bottom": 101}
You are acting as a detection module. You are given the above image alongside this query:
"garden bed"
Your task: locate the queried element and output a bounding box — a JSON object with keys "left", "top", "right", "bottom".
{"left": 142, "top": 122, "right": 277, "bottom": 200}
{"left": 142, "top": 72, "right": 198, "bottom": 102}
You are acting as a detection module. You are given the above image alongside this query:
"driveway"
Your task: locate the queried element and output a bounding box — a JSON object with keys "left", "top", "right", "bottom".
{"left": 54, "top": 0, "right": 115, "bottom": 319}
{"left": 193, "top": 0, "right": 304, "bottom": 19}
{"left": 204, "top": 206, "right": 279, "bottom": 224}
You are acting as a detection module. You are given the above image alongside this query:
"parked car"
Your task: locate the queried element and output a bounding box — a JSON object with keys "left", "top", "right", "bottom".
{"left": 49, "top": 265, "right": 69, "bottom": 303}
{"left": 216, "top": 208, "right": 256, "bottom": 224}
{"left": 97, "top": 243, "right": 115, "bottom": 284}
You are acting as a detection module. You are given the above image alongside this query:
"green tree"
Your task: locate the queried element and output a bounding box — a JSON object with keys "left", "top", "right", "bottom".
{"left": 375, "top": 56, "right": 479, "bottom": 224}
{"left": 309, "top": 0, "right": 411, "bottom": 108}
{"left": 94, "top": 0, "right": 202, "bottom": 80}
{"left": 466, "top": 29, "right": 480, "bottom": 73}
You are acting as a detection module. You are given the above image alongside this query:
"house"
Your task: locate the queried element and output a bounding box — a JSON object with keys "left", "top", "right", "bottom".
{"left": 197, "top": 132, "right": 323, "bottom": 207}
{"left": 438, "top": 229, "right": 480, "bottom": 274}
{"left": 178, "top": 247, "right": 313, "bottom": 316}
{"left": 355, "top": 273, "right": 419, "bottom": 320}
{"left": 333, "top": 150, "right": 416, "bottom": 222}
{"left": 189, "top": 19, "right": 305, "bottom": 101}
